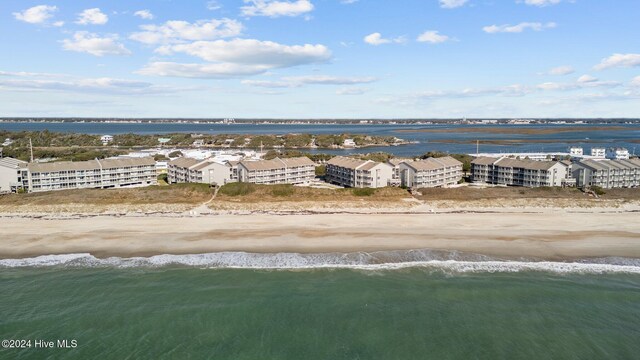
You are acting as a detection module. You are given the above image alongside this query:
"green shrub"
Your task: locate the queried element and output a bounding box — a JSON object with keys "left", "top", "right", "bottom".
{"left": 352, "top": 188, "right": 375, "bottom": 196}
{"left": 591, "top": 186, "right": 606, "bottom": 196}
{"left": 219, "top": 182, "right": 256, "bottom": 196}
{"left": 271, "top": 184, "right": 295, "bottom": 197}
{"left": 315, "top": 165, "right": 326, "bottom": 176}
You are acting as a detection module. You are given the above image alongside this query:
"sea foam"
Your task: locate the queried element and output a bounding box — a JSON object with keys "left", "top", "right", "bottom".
{"left": 2, "top": 250, "right": 640, "bottom": 274}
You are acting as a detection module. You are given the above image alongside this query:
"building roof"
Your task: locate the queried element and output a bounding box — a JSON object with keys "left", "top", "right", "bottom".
{"left": 358, "top": 162, "right": 382, "bottom": 171}
{"left": 471, "top": 156, "right": 498, "bottom": 166}
{"left": 28, "top": 157, "right": 155, "bottom": 173}
{"left": 99, "top": 157, "right": 156, "bottom": 168}
{"left": 472, "top": 156, "right": 559, "bottom": 170}
{"left": 401, "top": 157, "right": 462, "bottom": 171}
{"left": 169, "top": 157, "right": 201, "bottom": 168}
{"left": 327, "top": 156, "right": 370, "bottom": 170}
{"left": 431, "top": 156, "right": 463, "bottom": 167}
{"left": 495, "top": 157, "right": 559, "bottom": 170}
{"left": 386, "top": 158, "right": 411, "bottom": 166}
{"left": 0, "top": 157, "right": 28, "bottom": 169}
{"left": 578, "top": 159, "right": 640, "bottom": 171}
{"left": 239, "top": 157, "right": 314, "bottom": 171}
{"left": 279, "top": 157, "right": 315, "bottom": 167}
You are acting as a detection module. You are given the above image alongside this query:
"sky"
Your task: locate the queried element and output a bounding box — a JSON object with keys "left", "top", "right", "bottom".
{"left": 0, "top": 0, "right": 639, "bottom": 118}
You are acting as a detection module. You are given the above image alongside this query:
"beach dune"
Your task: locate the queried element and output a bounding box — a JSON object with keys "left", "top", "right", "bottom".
{"left": 1, "top": 213, "right": 639, "bottom": 260}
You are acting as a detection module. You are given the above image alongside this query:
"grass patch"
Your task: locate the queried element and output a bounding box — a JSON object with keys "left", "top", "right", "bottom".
{"left": 218, "top": 182, "right": 256, "bottom": 197}
{"left": 214, "top": 185, "right": 408, "bottom": 203}
{"left": 352, "top": 188, "right": 376, "bottom": 197}
{"left": 0, "top": 183, "right": 213, "bottom": 206}
{"left": 415, "top": 186, "right": 640, "bottom": 201}
{"left": 271, "top": 184, "right": 295, "bottom": 197}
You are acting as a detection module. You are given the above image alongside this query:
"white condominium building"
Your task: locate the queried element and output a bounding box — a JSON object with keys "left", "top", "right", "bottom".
{"left": 591, "top": 147, "right": 606, "bottom": 159}
{"left": 237, "top": 157, "right": 315, "bottom": 185}
{"left": 606, "top": 148, "right": 630, "bottom": 160}
{"left": 398, "top": 156, "right": 463, "bottom": 188}
{"left": 326, "top": 156, "right": 393, "bottom": 188}
{"left": 569, "top": 147, "right": 584, "bottom": 156}
{"left": 386, "top": 158, "right": 410, "bottom": 186}
{"left": 471, "top": 156, "right": 567, "bottom": 187}
{"left": 572, "top": 158, "right": 640, "bottom": 189}
{"left": 25, "top": 157, "right": 157, "bottom": 192}
{"left": 168, "top": 157, "right": 238, "bottom": 185}
{"left": 0, "top": 157, "right": 28, "bottom": 193}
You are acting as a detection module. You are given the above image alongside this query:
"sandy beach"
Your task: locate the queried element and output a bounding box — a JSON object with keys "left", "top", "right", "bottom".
{"left": 2, "top": 212, "right": 639, "bottom": 260}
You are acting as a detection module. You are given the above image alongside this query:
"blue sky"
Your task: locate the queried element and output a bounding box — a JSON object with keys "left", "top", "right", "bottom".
{"left": 0, "top": 0, "right": 639, "bottom": 118}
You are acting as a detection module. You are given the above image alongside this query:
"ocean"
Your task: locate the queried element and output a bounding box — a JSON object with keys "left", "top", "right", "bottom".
{"left": 1, "top": 252, "right": 639, "bottom": 359}
{"left": 1, "top": 122, "right": 639, "bottom": 156}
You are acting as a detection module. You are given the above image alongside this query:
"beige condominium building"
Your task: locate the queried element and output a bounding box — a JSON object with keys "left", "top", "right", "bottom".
{"left": 326, "top": 156, "right": 393, "bottom": 188}
{"left": 237, "top": 157, "right": 315, "bottom": 185}
{"left": 471, "top": 156, "right": 567, "bottom": 187}
{"left": 168, "top": 157, "right": 238, "bottom": 185}
{"left": 572, "top": 158, "right": 640, "bottom": 188}
{"left": 24, "top": 157, "right": 157, "bottom": 192}
{"left": 398, "top": 156, "right": 463, "bottom": 188}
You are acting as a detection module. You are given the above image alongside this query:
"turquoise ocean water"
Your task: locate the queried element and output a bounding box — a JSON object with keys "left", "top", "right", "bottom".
{"left": 1, "top": 252, "right": 640, "bottom": 359}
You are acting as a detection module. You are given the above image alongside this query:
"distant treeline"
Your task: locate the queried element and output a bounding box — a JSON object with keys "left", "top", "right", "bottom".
{"left": 1, "top": 118, "right": 639, "bottom": 124}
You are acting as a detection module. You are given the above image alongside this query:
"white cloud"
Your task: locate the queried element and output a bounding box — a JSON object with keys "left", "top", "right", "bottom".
{"left": 62, "top": 32, "right": 131, "bottom": 57}
{"left": 417, "top": 31, "right": 451, "bottom": 44}
{"left": 577, "top": 74, "right": 597, "bottom": 83}
{"left": 632, "top": 76, "right": 640, "bottom": 87}
{"left": 340, "top": 0, "right": 359, "bottom": 4}
{"left": 130, "top": 19, "right": 243, "bottom": 44}
{"left": 156, "top": 39, "right": 331, "bottom": 67}
{"left": 52, "top": 21, "right": 65, "bottom": 27}
{"left": 206, "top": 1, "right": 223, "bottom": 10}
{"left": 138, "top": 39, "right": 330, "bottom": 78}
{"left": 548, "top": 65, "right": 574, "bottom": 75}
{"left": 336, "top": 87, "right": 368, "bottom": 95}
{"left": 134, "top": 10, "right": 154, "bottom": 20}
{"left": 13, "top": 5, "right": 58, "bottom": 24}
{"left": 0, "top": 71, "right": 190, "bottom": 95}
{"left": 137, "top": 62, "right": 270, "bottom": 78}
{"left": 76, "top": 8, "right": 109, "bottom": 25}
{"left": 242, "top": 75, "right": 376, "bottom": 87}
{"left": 363, "top": 32, "right": 406, "bottom": 46}
{"left": 241, "top": 79, "right": 294, "bottom": 88}
{"left": 537, "top": 79, "right": 620, "bottom": 91}
{"left": 439, "top": 0, "right": 468, "bottom": 9}
{"left": 522, "top": 0, "right": 562, "bottom": 6}
{"left": 483, "top": 22, "right": 556, "bottom": 34}
{"left": 241, "top": 0, "right": 314, "bottom": 18}
{"left": 593, "top": 53, "right": 640, "bottom": 71}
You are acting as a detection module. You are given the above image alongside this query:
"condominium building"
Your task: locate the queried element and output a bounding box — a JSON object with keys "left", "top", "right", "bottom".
{"left": 0, "top": 157, "right": 28, "bottom": 193}
{"left": 386, "top": 158, "right": 411, "bottom": 186}
{"left": 572, "top": 158, "right": 640, "bottom": 188}
{"left": 471, "top": 157, "right": 567, "bottom": 187}
{"left": 168, "top": 157, "right": 238, "bottom": 185}
{"left": 569, "top": 147, "right": 583, "bottom": 156}
{"left": 606, "top": 148, "right": 630, "bottom": 160}
{"left": 326, "top": 156, "right": 393, "bottom": 188}
{"left": 237, "top": 157, "right": 315, "bottom": 185}
{"left": 398, "top": 156, "right": 463, "bottom": 188}
{"left": 591, "top": 147, "right": 606, "bottom": 159}
{"left": 25, "top": 157, "right": 157, "bottom": 192}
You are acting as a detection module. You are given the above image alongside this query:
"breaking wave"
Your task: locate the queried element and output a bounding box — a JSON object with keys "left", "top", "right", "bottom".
{"left": 2, "top": 250, "right": 640, "bottom": 274}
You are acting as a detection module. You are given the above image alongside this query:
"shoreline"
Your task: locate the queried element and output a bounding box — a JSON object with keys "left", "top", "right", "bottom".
{"left": 2, "top": 212, "right": 639, "bottom": 260}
